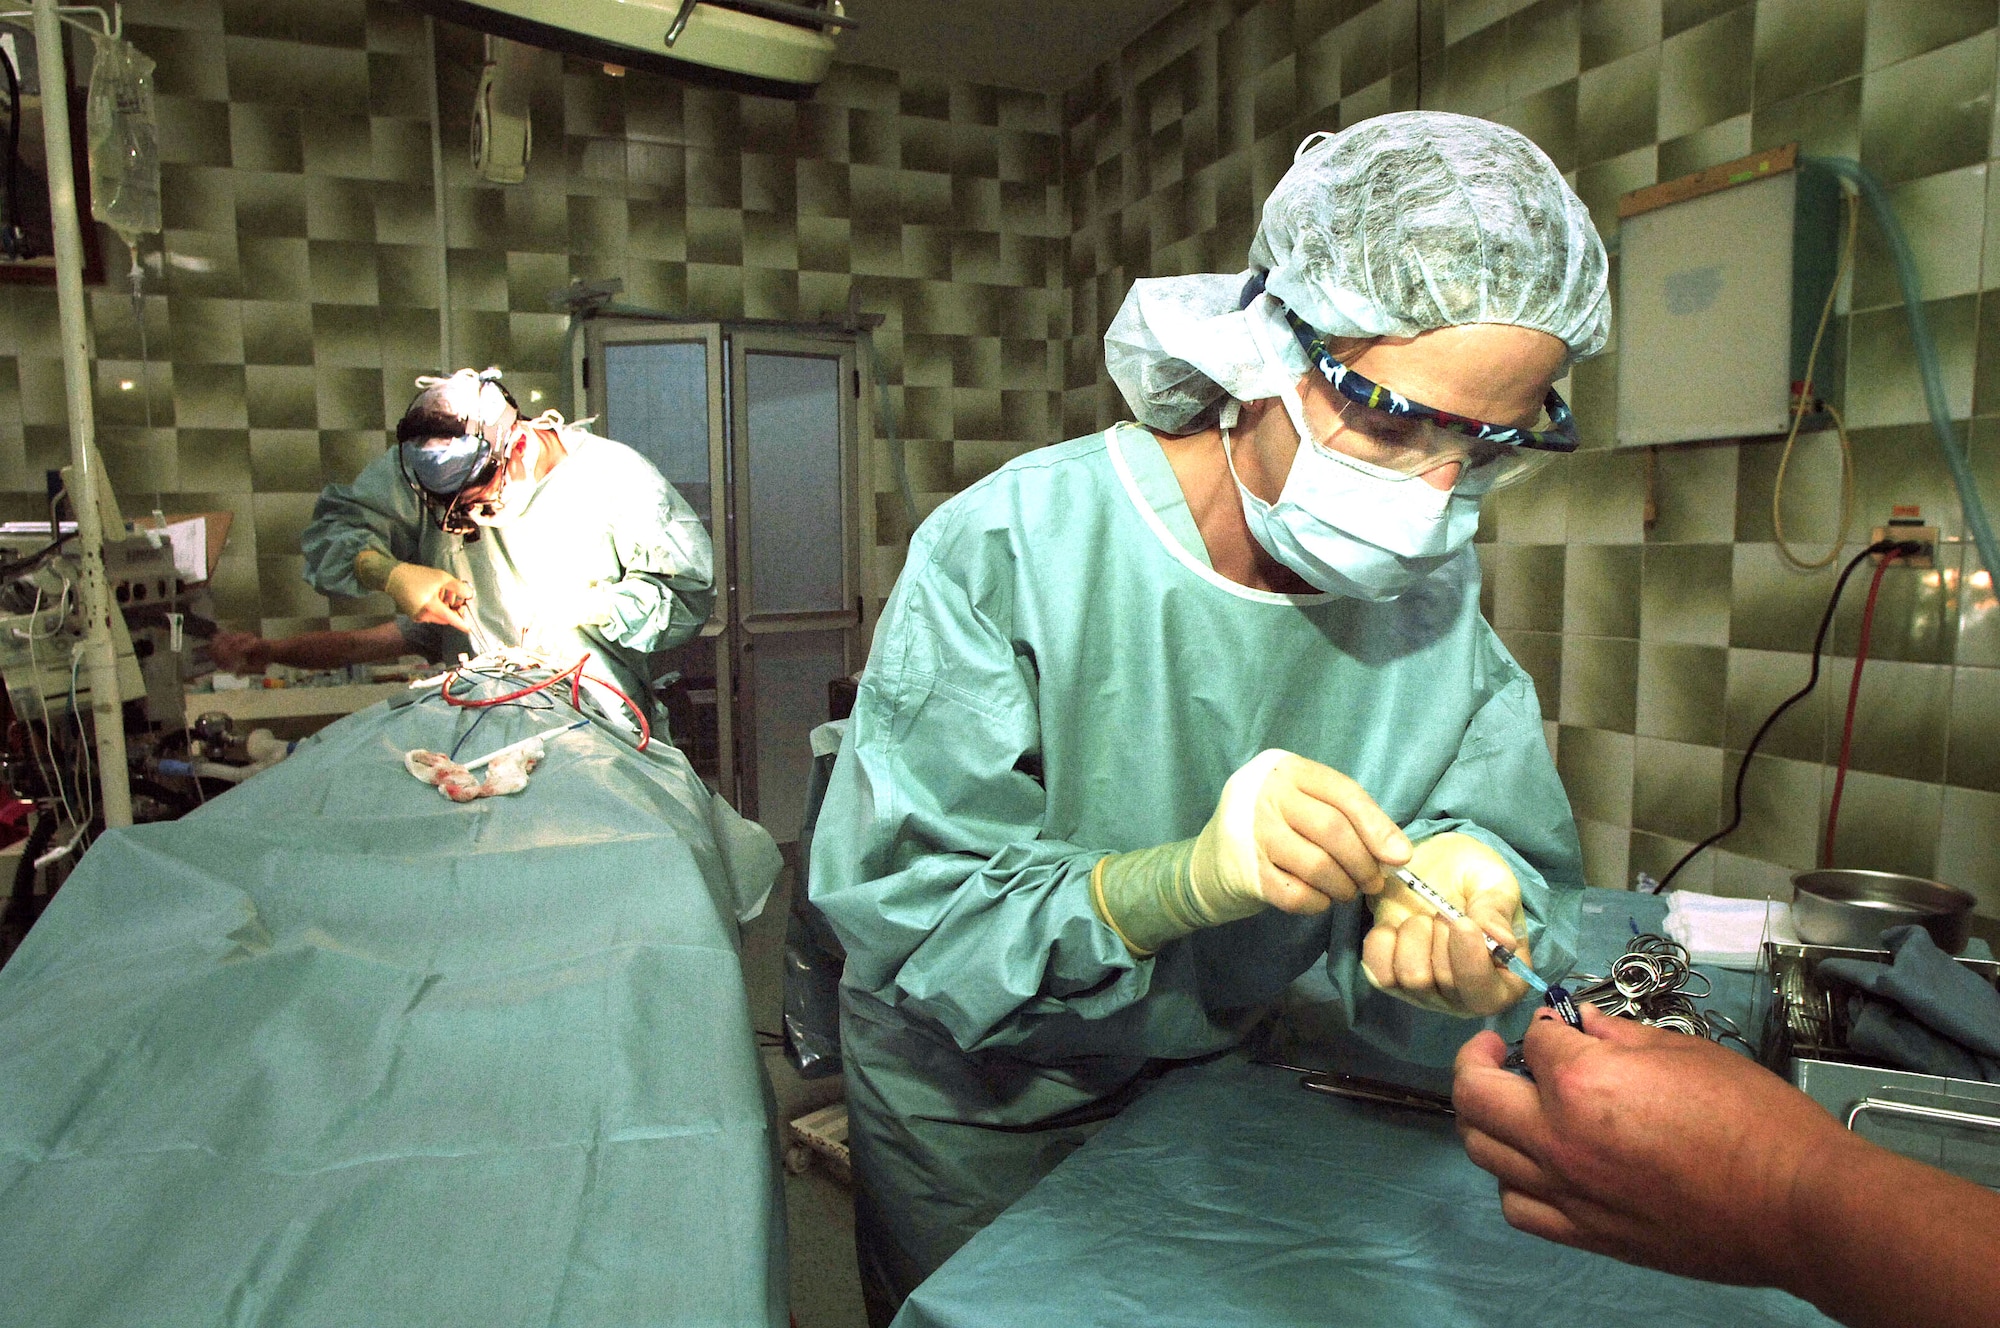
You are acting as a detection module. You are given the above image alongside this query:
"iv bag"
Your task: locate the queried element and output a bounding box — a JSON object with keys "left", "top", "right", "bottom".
{"left": 86, "top": 35, "right": 159, "bottom": 247}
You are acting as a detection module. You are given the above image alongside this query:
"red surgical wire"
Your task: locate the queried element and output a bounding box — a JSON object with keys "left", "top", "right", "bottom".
{"left": 1822, "top": 549, "right": 1899, "bottom": 867}
{"left": 438, "top": 654, "right": 651, "bottom": 751}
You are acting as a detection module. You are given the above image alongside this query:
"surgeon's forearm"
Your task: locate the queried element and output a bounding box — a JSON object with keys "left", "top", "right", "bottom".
{"left": 354, "top": 547, "right": 400, "bottom": 593}
{"left": 1781, "top": 1133, "right": 2000, "bottom": 1328}
{"left": 264, "top": 622, "right": 412, "bottom": 670}
{"left": 587, "top": 575, "right": 713, "bottom": 651}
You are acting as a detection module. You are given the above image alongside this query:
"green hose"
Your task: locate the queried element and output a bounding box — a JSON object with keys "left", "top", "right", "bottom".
{"left": 1806, "top": 155, "right": 2000, "bottom": 583}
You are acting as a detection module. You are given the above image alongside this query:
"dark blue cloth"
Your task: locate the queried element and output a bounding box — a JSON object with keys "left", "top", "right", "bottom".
{"left": 1818, "top": 925, "right": 2000, "bottom": 1082}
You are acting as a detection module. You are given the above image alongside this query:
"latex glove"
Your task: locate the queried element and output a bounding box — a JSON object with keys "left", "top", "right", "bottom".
{"left": 208, "top": 630, "right": 269, "bottom": 675}
{"left": 384, "top": 562, "right": 474, "bottom": 633}
{"left": 1362, "top": 832, "right": 1531, "bottom": 1016}
{"left": 1090, "top": 749, "right": 1412, "bottom": 955}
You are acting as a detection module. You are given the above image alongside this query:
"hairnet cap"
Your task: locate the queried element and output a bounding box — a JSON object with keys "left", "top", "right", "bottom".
{"left": 397, "top": 367, "right": 516, "bottom": 445}
{"left": 1106, "top": 112, "right": 1610, "bottom": 433}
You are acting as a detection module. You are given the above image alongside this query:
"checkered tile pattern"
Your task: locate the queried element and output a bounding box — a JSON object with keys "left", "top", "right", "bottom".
{"left": 1061, "top": 0, "right": 2000, "bottom": 910}
{"left": 0, "top": 0, "right": 1065, "bottom": 634}
{"left": 0, "top": 0, "right": 1995, "bottom": 909}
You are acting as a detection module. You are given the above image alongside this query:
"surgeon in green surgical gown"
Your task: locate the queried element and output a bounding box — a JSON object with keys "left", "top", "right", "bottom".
{"left": 809, "top": 112, "right": 1612, "bottom": 1325}
{"left": 301, "top": 368, "right": 713, "bottom": 719}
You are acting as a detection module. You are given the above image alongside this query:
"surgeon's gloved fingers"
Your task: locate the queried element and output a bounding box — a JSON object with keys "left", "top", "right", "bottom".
{"left": 1258, "top": 858, "right": 1331, "bottom": 914}
{"left": 1273, "top": 783, "right": 1387, "bottom": 898}
{"left": 1279, "top": 756, "right": 1412, "bottom": 875}
{"left": 1448, "top": 915, "right": 1525, "bottom": 1014}
{"left": 1361, "top": 922, "right": 1396, "bottom": 990}
{"left": 1393, "top": 913, "right": 1440, "bottom": 994}
{"left": 1466, "top": 894, "right": 1525, "bottom": 954}
{"left": 386, "top": 563, "right": 476, "bottom": 634}
{"left": 425, "top": 581, "right": 476, "bottom": 633}
{"left": 1431, "top": 914, "right": 1460, "bottom": 1007}
{"left": 419, "top": 598, "right": 474, "bottom": 634}
{"left": 1265, "top": 815, "right": 1360, "bottom": 904}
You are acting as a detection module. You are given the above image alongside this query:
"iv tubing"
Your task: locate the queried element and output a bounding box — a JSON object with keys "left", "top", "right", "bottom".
{"left": 1823, "top": 550, "right": 1899, "bottom": 867}
{"left": 1806, "top": 155, "right": 2000, "bottom": 584}
{"left": 30, "top": 0, "right": 131, "bottom": 827}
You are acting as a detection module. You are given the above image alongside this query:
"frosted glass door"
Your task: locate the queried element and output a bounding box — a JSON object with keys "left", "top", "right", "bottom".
{"left": 602, "top": 339, "right": 717, "bottom": 528}
{"left": 730, "top": 334, "right": 859, "bottom": 829}
{"left": 747, "top": 630, "right": 850, "bottom": 841}
{"left": 589, "top": 325, "right": 730, "bottom": 791}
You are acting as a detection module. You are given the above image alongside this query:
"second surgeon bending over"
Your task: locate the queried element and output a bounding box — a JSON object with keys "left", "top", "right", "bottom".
{"left": 299, "top": 368, "right": 714, "bottom": 719}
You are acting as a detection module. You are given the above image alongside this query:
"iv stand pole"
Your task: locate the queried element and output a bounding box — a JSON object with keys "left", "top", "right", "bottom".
{"left": 31, "top": 0, "right": 133, "bottom": 828}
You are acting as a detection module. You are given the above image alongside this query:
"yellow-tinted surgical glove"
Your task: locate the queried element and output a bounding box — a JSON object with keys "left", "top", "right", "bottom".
{"left": 383, "top": 562, "right": 475, "bottom": 634}
{"left": 1362, "top": 832, "right": 1532, "bottom": 1016}
{"left": 1089, "top": 749, "right": 1413, "bottom": 955}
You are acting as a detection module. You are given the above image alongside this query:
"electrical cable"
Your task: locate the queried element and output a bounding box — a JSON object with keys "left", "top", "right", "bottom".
{"left": 0, "top": 532, "right": 74, "bottom": 579}
{"left": 446, "top": 702, "right": 498, "bottom": 762}
{"left": 1657, "top": 539, "right": 1909, "bottom": 890}
{"left": 445, "top": 668, "right": 556, "bottom": 761}
{"left": 22, "top": 583, "right": 78, "bottom": 832}
{"left": 1822, "top": 549, "right": 1900, "bottom": 866}
{"left": 440, "top": 655, "right": 585, "bottom": 709}
{"left": 570, "top": 667, "right": 651, "bottom": 749}
{"left": 5, "top": 809, "right": 56, "bottom": 936}
{"left": 1772, "top": 188, "right": 1858, "bottom": 570}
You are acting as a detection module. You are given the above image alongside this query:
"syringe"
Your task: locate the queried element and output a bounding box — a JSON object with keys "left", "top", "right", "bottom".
{"left": 1389, "top": 866, "right": 1549, "bottom": 996}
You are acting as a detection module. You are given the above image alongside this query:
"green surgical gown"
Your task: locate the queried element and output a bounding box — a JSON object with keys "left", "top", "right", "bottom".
{"left": 807, "top": 423, "right": 1585, "bottom": 1320}
{"left": 301, "top": 429, "right": 714, "bottom": 710}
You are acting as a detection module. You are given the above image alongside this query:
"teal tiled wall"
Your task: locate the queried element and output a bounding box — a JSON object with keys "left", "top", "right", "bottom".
{"left": 1065, "top": 0, "right": 2000, "bottom": 914}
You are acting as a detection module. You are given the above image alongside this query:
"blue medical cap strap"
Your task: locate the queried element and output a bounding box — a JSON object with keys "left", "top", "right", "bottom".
{"left": 1237, "top": 269, "right": 1268, "bottom": 310}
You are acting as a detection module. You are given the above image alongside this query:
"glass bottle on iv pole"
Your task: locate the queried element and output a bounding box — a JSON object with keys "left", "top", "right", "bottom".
{"left": 86, "top": 30, "right": 159, "bottom": 304}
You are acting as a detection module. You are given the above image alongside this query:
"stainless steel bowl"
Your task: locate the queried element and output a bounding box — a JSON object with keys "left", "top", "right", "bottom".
{"left": 1791, "top": 869, "right": 1976, "bottom": 954}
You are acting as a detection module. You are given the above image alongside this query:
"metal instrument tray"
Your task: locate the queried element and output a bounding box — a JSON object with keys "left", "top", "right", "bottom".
{"left": 1762, "top": 941, "right": 2000, "bottom": 1190}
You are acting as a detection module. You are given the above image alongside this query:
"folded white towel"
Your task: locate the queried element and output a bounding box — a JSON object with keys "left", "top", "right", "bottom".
{"left": 1664, "top": 891, "right": 1800, "bottom": 969}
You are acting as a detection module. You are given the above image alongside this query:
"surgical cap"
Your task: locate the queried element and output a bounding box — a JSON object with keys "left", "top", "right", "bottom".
{"left": 1106, "top": 112, "right": 1610, "bottom": 433}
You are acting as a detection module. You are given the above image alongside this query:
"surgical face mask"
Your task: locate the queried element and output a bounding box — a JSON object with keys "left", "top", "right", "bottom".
{"left": 1224, "top": 387, "right": 1485, "bottom": 600}
{"left": 466, "top": 430, "right": 545, "bottom": 528}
